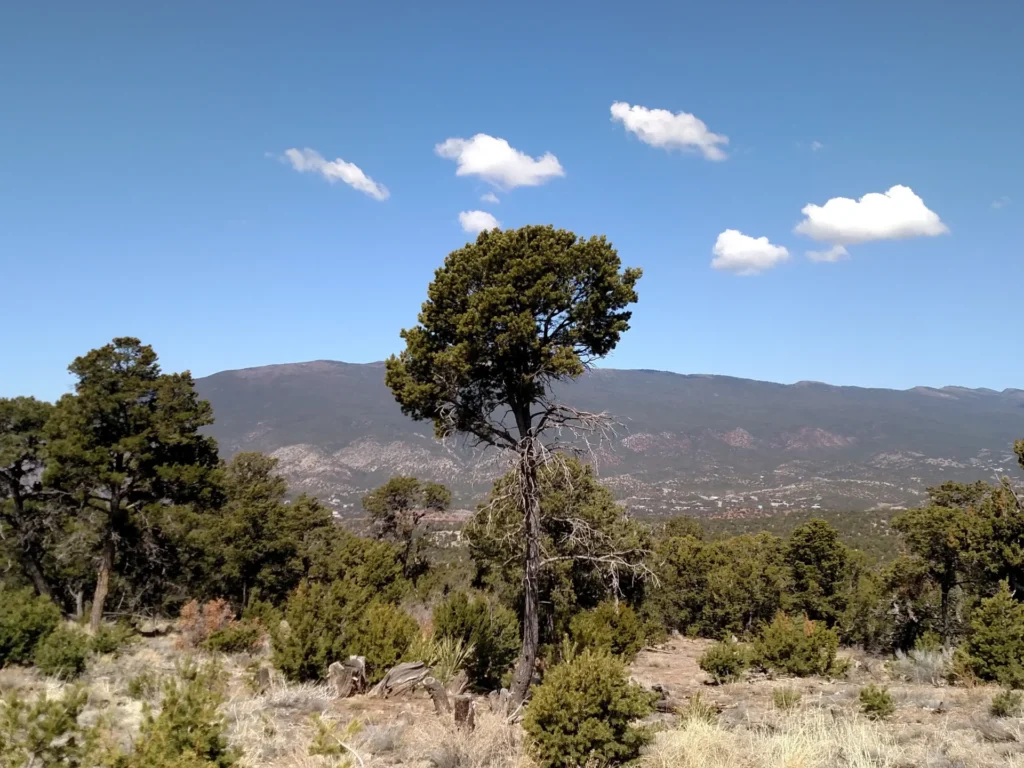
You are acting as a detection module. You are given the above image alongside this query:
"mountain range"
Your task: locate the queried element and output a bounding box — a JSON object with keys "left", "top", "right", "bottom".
{"left": 194, "top": 361, "right": 1024, "bottom": 518}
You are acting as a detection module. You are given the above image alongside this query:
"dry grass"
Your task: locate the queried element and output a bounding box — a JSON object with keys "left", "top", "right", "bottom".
{"left": 7, "top": 629, "right": 1024, "bottom": 767}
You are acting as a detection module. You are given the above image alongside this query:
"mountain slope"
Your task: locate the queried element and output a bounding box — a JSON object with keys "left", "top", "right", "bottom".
{"left": 194, "top": 361, "right": 1024, "bottom": 517}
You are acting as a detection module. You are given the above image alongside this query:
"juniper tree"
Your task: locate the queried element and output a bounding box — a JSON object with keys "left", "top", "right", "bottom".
{"left": 385, "top": 225, "right": 641, "bottom": 702}
{"left": 44, "top": 338, "right": 220, "bottom": 631}
{"left": 0, "top": 397, "right": 56, "bottom": 598}
{"left": 362, "top": 476, "right": 451, "bottom": 576}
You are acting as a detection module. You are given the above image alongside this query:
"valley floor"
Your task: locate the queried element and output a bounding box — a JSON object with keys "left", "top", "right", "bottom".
{"left": 2, "top": 632, "right": 1022, "bottom": 767}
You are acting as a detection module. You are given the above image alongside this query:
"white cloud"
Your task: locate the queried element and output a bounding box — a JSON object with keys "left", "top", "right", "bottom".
{"left": 481, "top": 192, "right": 500, "bottom": 204}
{"left": 712, "top": 229, "right": 790, "bottom": 275}
{"left": 811, "top": 140, "right": 824, "bottom": 152}
{"left": 806, "top": 245, "right": 849, "bottom": 263}
{"left": 459, "top": 210, "right": 500, "bottom": 234}
{"left": 282, "top": 148, "right": 389, "bottom": 201}
{"left": 992, "top": 196, "right": 1011, "bottom": 209}
{"left": 610, "top": 101, "right": 728, "bottom": 161}
{"left": 794, "top": 185, "right": 948, "bottom": 244}
{"left": 435, "top": 134, "right": 564, "bottom": 189}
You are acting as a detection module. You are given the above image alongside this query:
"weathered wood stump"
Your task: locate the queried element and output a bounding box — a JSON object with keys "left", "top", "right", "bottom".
{"left": 446, "top": 670, "right": 468, "bottom": 696}
{"left": 255, "top": 667, "right": 272, "bottom": 694}
{"left": 327, "top": 655, "right": 367, "bottom": 698}
{"left": 453, "top": 695, "right": 476, "bottom": 731}
{"left": 370, "top": 661, "right": 429, "bottom": 698}
{"left": 423, "top": 676, "right": 451, "bottom": 715}
{"left": 488, "top": 688, "right": 512, "bottom": 716}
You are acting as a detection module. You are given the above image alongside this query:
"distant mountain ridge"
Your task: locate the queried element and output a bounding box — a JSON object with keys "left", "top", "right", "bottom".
{"left": 194, "top": 361, "right": 1024, "bottom": 517}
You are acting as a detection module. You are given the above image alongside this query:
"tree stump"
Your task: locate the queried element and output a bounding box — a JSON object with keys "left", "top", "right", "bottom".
{"left": 370, "top": 661, "right": 429, "bottom": 698}
{"left": 423, "top": 676, "right": 451, "bottom": 715}
{"left": 255, "top": 667, "right": 272, "bottom": 694}
{"left": 328, "top": 661, "right": 356, "bottom": 699}
{"left": 453, "top": 695, "right": 476, "bottom": 731}
{"left": 343, "top": 655, "right": 367, "bottom": 694}
{"left": 447, "top": 670, "right": 468, "bottom": 696}
{"left": 488, "top": 688, "right": 512, "bottom": 715}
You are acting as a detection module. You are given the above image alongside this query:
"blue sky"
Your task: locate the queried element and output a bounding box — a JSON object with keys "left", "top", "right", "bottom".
{"left": 2, "top": 1, "right": 1021, "bottom": 401}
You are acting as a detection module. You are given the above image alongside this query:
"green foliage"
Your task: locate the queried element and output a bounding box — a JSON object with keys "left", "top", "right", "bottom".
{"left": 752, "top": 613, "right": 844, "bottom": 678}
{"left": 91, "top": 623, "right": 136, "bottom": 656}
{"left": 362, "top": 477, "right": 451, "bottom": 576}
{"left": 858, "top": 684, "right": 895, "bottom": 720}
{"left": 127, "top": 671, "right": 160, "bottom": 701}
{"left": 273, "top": 580, "right": 416, "bottom": 684}
{"left": 569, "top": 601, "right": 646, "bottom": 662}
{"left": 466, "top": 457, "right": 650, "bottom": 644}
{"left": 202, "top": 620, "right": 264, "bottom": 655}
{"left": 0, "top": 587, "right": 60, "bottom": 666}
{"left": 385, "top": 226, "right": 641, "bottom": 448}
{"left": 961, "top": 581, "right": 1024, "bottom": 688}
{"left": 653, "top": 532, "right": 788, "bottom": 638}
{"left": 784, "top": 519, "right": 850, "bottom": 626}
{"left": 308, "top": 715, "right": 361, "bottom": 766}
{"left": 991, "top": 689, "right": 1024, "bottom": 718}
{"left": 698, "top": 640, "right": 750, "bottom": 684}
{"left": 0, "top": 686, "right": 97, "bottom": 768}
{"left": 661, "top": 516, "right": 704, "bottom": 540}
{"left": 410, "top": 635, "right": 475, "bottom": 685}
{"left": 772, "top": 687, "right": 802, "bottom": 710}
{"left": 345, "top": 602, "right": 419, "bottom": 684}
{"left": 432, "top": 592, "right": 520, "bottom": 690}
{"left": 125, "top": 662, "right": 239, "bottom": 768}
{"left": 524, "top": 649, "right": 655, "bottom": 768}
{"left": 44, "top": 338, "right": 221, "bottom": 629}
{"left": 0, "top": 396, "right": 58, "bottom": 601}
{"left": 34, "top": 625, "right": 89, "bottom": 679}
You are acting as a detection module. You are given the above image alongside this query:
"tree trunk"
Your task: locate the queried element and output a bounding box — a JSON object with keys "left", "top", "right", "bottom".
{"left": 510, "top": 437, "right": 541, "bottom": 706}
{"left": 20, "top": 551, "right": 52, "bottom": 600}
{"left": 90, "top": 530, "right": 115, "bottom": 633}
{"left": 940, "top": 580, "right": 951, "bottom": 644}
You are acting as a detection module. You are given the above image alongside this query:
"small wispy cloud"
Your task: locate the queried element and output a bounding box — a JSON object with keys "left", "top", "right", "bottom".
{"left": 610, "top": 101, "right": 729, "bottom": 161}
{"left": 806, "top": 245, "right": 849, "bottom": 263}
{"left": 811, "top": 140, "right": 824, "bottom": 152}
{"left": 992, "top": 196, "right": 1011, "bottom": 209}
{"left": 481, "top": 192, "right": 500, "bottom": 204}
{"left": 281, "top": 148, "right": 389, "bottom": 200}
{"left": 436, "top": 134, "right": 564, "bottom": 189}
{"left": 459, "top": 210, "right": 500, "bottom": 234}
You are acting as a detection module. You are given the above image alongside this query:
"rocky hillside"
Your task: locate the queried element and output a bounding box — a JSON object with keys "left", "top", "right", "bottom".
{"left": 194, "top": 361, "right": 1024, "bottom": 518}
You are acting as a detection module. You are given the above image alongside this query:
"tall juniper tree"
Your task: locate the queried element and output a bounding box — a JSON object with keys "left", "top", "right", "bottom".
{"left": 44, "top": 338, "right": 220, "bottom": 630}
{"left": 385, "top": 225, "right": 641, "bottom": 702}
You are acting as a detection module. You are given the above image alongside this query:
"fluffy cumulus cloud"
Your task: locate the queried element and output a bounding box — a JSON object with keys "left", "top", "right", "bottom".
{"left": 282, "top": 148, "right": 389, "bottom": 201}
{"left": 610, "top": 102, "right": 729, "bottom": 161}
{"left": 806, "top": 245, "right": 849, "bottom": 263}
{"left": 794, "top": 185, "right": 948, "bottom": 244}
{"left": 435, "top": 134, "right": 564, "bottom": 189}
{"left": 481, "top": 192, "right": 500, "bottom": 204}
{"left": 459, "top": 210, "right": 500, "bottom": 234}
{"left": 712, "top": 230, "right": 790, "bottom": 275}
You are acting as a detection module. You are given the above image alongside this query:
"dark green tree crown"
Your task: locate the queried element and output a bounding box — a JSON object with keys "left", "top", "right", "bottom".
{"left": 385, "top": 225, "right": 641, "bottom": 446}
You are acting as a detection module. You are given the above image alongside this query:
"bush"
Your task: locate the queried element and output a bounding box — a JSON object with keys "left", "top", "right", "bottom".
{"left": 773, "top": 686, "right": 802, "bottom": 710}
{"left": 889, "top": 647, "right": 953, "bottom": 686}
{"left": 680, "top": 691, "right": 718, "bottom": 723}
{"left": 410, "top": 634, "right": 474, "bottom": 685}
{"left": 961, "top": 581, "right": 1024, "bottom": 688}
{"left": 524, "top": 649, "right": 655, "bottom": 768}
{"left": 991, "top": 689, "right": 1024, "bottom": 718}
{"left": 752, "top": 612, "right": 845, "bottom": 678}
{"left": 202, "top": 620, "right": 264, "bottom": 655}
{"left": 569, "top": 601, "right": 646, "bottom": 662}
{"left": 127, "top": 662, "right": 239, "bottom": 768}
{"left": 127, "top": 671, "right": 160, "bottom": 700}
{"left": 0, "top": 587, "right": 61, "bottom": 666}
{"left": 432, "top": 591, "right": 520, "bottom": 690}
{"left": 698, "top": 640, "right": 749, "bottom": 684}
{"left": 34, "top": 625, "right": 89, "bottom": 679}
{"left": 272, "top": 579, "right": 373, "bottom": 682}
{"left": 0, "top": 686, "right": 96, "bottom": 767}
{"left": 859, "top": 684, "right": 895, "bottom": 720}
{"left": 346, "top": 601, "right": 419, "bottom": 684}
{"left": 91, "top": 622, "right": 136, "bottom": 656}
